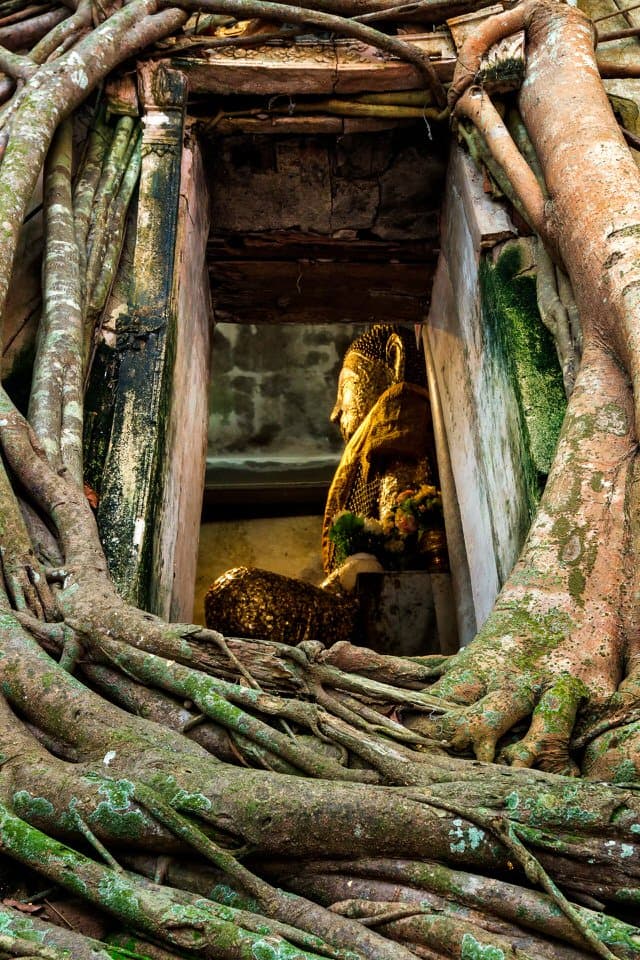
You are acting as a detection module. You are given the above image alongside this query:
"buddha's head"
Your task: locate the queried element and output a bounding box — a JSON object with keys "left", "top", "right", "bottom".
{"left": 330, "top": 324, "right": 427, "bottom": 441}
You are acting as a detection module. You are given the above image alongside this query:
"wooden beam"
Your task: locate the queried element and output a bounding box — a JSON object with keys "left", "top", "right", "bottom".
{"left": 173, "top": 33, "right": 455, "bottom": 95}
{"left": 207, "top": 231, "right": 437, "bottom": 262}
{"left": 209, "top": 259, "right": 434, "bottom": 324}
{"left": 210, "top": 115, "right": 418, "bottom": 135}
{"left": 97, "top": 62, "right": 187, "bottom": 611}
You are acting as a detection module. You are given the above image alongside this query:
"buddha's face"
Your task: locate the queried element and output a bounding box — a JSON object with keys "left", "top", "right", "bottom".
{"left": 330, "top": 353, "right": 390, "bottom": 441}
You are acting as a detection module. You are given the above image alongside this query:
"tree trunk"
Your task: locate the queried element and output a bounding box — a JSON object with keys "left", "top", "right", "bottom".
{"left": 411, "top": 0, "right": 640, "bottom": 785}
{"left": 0, "top": 2, "right": 637, "bottom": 960}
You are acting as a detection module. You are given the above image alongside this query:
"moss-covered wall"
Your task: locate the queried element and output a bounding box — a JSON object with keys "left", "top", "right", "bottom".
{"left": 479, "top": 241, "right": 567, "bottom": 515}
{"left": 426, "top": 146, "right": 567, "bottom": 632}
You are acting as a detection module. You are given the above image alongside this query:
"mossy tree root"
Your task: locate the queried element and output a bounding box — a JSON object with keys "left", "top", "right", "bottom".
{"left": 0, "top": 1, "right": 639, "bottom": 958}
{"left": 28, "top": 117, "right": 84, "bottom": 486}
{"left": 273, "top": 861, "right": 640, "bottom": 959}
{"left": 407, "top": 273, "right": 636, "bottom": 774}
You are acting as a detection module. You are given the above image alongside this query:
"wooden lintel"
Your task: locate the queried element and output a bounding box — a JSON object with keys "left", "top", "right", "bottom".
{"left": 207, "top": 232, "right": 437, "bottom": 263}
{"left": 209, "top": 260, "right": 434, "bottom": 324}
{"left": 172, "top": 33, "right": 455, "bottom": 96}
{"left": 446, "top": 4, "right": 504, "bottom": 48}
{"left": 210, "top": 115, "right": 417, "bottom": 135}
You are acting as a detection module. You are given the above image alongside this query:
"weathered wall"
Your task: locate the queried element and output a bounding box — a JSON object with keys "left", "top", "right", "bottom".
{"left": 426, "top": 145, "right": 566, "bottom": 633}
{"left": 206, "top": 128, "right": 446, "bottom": 242}
{"left": 207, "top": 321, "right": 365, "bottom": 489}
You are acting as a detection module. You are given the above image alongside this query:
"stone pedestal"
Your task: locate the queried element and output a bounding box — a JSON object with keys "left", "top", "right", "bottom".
{"left": 356, "top": 570, "right": 456, "bottom": 656}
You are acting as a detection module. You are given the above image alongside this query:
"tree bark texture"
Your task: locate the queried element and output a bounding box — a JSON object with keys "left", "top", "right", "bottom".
{"left": 409, "top": 0, "right": 640, "bottom": 787}
{"left": 0, "top": 2, "right": 636, "bottom": 960}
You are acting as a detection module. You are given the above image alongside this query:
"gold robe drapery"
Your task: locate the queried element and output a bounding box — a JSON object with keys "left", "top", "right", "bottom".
{"left": 322, "top": 381, "right": 436, "bottom": 574}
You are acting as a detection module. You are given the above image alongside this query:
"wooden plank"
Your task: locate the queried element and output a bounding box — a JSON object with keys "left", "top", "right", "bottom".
{"left": 151, "top": 132, "right": 212, "bottom": 622}
{"left": 446, "top": 4, "right": 503, "bottom": 46}
{"left": 211, "top": 115, "right": 417, "bottom": 135}
{"left": 209, "top": 259, "right": 433, "bottom": 324}
{"left": 207, "top": 231, "right": 437, "bottom": 262}
{"left": 172, "top": 33, "right": 455, "bottom": 95}
{"left": 334, "top": 34, "right": 454, "bottom": 93}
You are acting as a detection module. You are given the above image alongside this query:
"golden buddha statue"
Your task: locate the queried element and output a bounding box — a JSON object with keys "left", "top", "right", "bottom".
{"left": 322, "top": 324, "right": 442, "bottom": 582}
{"left": 204, "top": 324, "right": 446, "bottom": 648}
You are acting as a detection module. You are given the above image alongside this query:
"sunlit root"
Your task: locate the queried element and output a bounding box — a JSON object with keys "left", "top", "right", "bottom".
{"left": 497, "top": 674, "right": 586, "bottom": 776}
{"left": 455, "top": 86, "right": 550, "bottom": 245}
{"left": 406, "top": 344, "right": 633, "bottom": 770}
{"left": 535, "top": 240, "right": 580, "bottom": 396}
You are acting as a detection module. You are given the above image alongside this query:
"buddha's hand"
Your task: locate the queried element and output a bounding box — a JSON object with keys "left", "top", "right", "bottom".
{"left": 322, "top": 553, "right": 384, "bottom": 592}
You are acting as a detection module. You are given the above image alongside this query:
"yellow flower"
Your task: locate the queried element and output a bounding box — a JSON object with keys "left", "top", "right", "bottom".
{"left": 415, "top": 485, "right": 437, "bottom": 501}
{"left": 381, "top": 513, "right": 395, "bottom": 535}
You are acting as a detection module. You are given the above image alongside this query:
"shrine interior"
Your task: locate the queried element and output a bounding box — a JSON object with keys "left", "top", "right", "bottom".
{"left": 194, "top": 121, "right": 450, "bottom": 636}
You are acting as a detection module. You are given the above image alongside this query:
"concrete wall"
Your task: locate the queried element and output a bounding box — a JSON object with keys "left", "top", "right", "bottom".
{"left": 207, "top": 322, "right": 366, "bottom": 487}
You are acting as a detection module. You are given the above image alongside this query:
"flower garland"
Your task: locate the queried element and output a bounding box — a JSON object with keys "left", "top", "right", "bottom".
{"left": 328, "top": 485, "right": 446, "bottom": 571}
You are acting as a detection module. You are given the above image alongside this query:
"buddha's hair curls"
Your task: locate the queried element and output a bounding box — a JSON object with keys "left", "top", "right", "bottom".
{"left": 346, "top": 324, "right": 427, "bottom": 387}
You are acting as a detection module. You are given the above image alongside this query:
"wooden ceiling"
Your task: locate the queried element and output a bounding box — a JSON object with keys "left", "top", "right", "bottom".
{"left": 204, "top": 126, "right": 446, "bottom": 324}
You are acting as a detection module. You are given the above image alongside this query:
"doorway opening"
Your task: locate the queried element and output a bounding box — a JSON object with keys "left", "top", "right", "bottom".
{"left": 194, "top": 123, "right": 449, "bottom": 634}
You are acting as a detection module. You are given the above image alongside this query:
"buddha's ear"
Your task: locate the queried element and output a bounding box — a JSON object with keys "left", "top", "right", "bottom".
{"left": 385, "top": 332, "right": 405, "bottom": 383}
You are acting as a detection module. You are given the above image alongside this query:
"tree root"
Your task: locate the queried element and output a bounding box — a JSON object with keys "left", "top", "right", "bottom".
{"left": 0, "top": 459, "right": 57, "bottom": 621}
{"left": 271, "top": 858, "right": 640, "bottom": 958}
{"left": 29, "top": 116, "right": 84, "bottom": 485}
{"left": 405, "top": 342, "right": 634, "bottom": 769}
{"left": 0, "top": 803, "right": 357, "bottom": 960}
{"left": 535, "top": 239, "right": 581, "bottom": 397}
{"left": 329, "top": 900, "right": 593, "bottom": 960}
{"left": 0, "top": 1, "right": 638, "bottom": 958}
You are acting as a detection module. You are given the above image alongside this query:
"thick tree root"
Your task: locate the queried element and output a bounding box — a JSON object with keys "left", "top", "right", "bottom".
{"left": 405, "top": 343, "right": 634, "bottom": 771}
{"left": 0, "top": 1, "right": 638, "bottom": 958}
